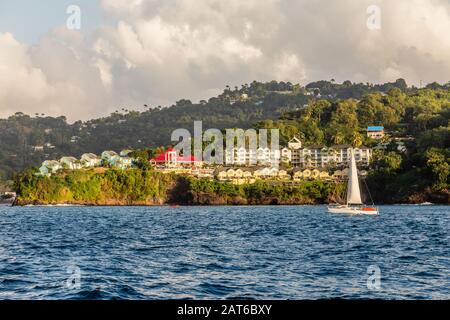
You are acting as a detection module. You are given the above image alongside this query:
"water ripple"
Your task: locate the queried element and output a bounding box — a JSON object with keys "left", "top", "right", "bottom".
{"left": 0, "top": 205, "right": 448, "bottom": 299}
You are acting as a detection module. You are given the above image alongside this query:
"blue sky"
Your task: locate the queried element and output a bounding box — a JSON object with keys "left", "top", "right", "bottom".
{"left": 0, "top": 0, "right": 102, "bottom": 43}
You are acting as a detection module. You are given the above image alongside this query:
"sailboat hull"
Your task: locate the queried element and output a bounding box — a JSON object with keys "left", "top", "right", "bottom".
{"left": 327, "top": 206, "right": 378, "bottom": 215}
{"left": 328, "top": 149, "right": 379, "bottom": 215}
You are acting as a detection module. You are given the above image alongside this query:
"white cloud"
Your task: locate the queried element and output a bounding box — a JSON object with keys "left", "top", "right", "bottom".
{"left": 0, "top": 0, "right": 449, "bottom": 121}
{"left": 0, "top": 32, "right": 51, "bottom": 116}
{"left": 100, "top": 0, "right": 144, "bottom": 17}
{"left": 0, "top": 29, "right": 111, "bottom": 120}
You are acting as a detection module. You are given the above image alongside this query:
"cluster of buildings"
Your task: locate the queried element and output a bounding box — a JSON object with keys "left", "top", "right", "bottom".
{"left": 214, "top": 167, "right": 366, "bottom": 184}
{"left": 38, "top": 150, "right": 134, "bottom": 176}
{"left": 37, "top": 127, "right": 384, "bottom": 182}
{"left": 224, "top": 137, "right": 373, "bottom": 169}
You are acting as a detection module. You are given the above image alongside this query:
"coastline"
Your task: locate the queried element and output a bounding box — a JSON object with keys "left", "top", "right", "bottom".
{"left": 13, "top": 196, "right": 449, "bottom": 207}
{"left": 12, "top": 169, "right": 449, "bottom": 207}
{"left": 13, "top": 198, "right": 323, "bottom": 207}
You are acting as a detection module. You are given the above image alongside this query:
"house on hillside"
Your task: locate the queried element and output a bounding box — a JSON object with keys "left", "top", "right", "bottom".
{"left": 109, "top": 155, "right": 134, "bottom": 169}
{"left": 288, "top": 136, "right": 302, "bottom": 150}
{"left": 81, "top": 153, "right": 102, "bottom": 168}
{"left": 150, "top": 148, "right": 202, "bottom": 168}
{"left": 120, "top": 149, "right": 133, "bottom": 157}
{"left": 253, "top": 167, "right": 279, "bottom": 179}
{"left": 38, "top": 160, "right": 62, "bottom": 176}
{"left": 291, "top": 168, "right": 331, "bottom": 181}
{"left": 100, "top": 150, "right": 134, "bottom": 169}
{"left": 282, "top": 136, "right": 302, "bottom": 163}
{"left": 60, "top": 157, "right": 81, "bottom": 170}
{"left": 367, "top": 126, "right": 385, "bottom": 139}
{"left": 101, "top": 151, "right": 119, "bottom": 165}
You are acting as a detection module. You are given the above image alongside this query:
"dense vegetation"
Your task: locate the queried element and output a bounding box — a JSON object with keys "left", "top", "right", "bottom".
{"left": 0, "top": 79, "right": 421, "bottom": 181}
{"left": 257, "top": 86, "right": 450, "bottom": 146}
{"left": 176, "top": 176, "right": 346, "bottom": 205}
{"left": 14, "top": 168, "right": 345, "bottom": 205}
{"left": 14, "top": 168, "right": 175, "bottom": 205}
{"left": 255, "top": 85, "right": 449, "bottom": 203}
{"left": 3, "top": 79, "right": 450, "bottom": 203}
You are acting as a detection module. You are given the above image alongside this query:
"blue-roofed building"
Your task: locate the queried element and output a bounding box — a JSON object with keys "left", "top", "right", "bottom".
{"left": 367, "top": 126, "right": 385, "bottom": 139}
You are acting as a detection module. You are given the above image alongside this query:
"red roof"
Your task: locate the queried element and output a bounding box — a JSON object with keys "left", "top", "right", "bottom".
{"left": 150, "top": 153, "right": 168, "bottom": 162}
{"left": 149, "top": 149, "right": 200, "bottom": 163}
{"left": 177, "top": 155, "right": 200, "bottom": 163}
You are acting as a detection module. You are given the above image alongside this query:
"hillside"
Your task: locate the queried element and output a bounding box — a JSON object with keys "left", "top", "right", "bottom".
{"left": 6, "top": 78, "right": 450, "bottom": 203}
{"left": 0, "top": 79, "right": 429, "bottom": 181}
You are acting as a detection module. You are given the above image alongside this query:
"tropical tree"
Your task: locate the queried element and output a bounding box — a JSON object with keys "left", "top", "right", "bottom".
{"left": 352, "top": 132, "right": 363, "bottom": 147}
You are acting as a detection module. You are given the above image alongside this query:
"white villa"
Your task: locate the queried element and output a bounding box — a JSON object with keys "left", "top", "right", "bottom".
{"left": 292, "top": 168, "right": 332, "bottom": 181}
{"left": 214, "top": 166, "right": 338, "bottom": 183}
{"left": 101, "top": 151, "right": 119, "bottom": 162}
{"left": 81, "top": 153, "right": 102, "bottom": 168}
{"left": 60, "top": 157, "right": 82, "bottom": 170}
{"left": 37, "top": 150, "right": 135, "bottom": 176}
{"left": 215, "top": 167, "right": 287, "bottom": 182}
{"left": 38, "top": 160, "right": 62, "bottom": 176}
{"left": 101, "top": 151, "right": 133, "bottom": 169}
{"left": 109, "top": 155, "right": 134, "bottom": 169}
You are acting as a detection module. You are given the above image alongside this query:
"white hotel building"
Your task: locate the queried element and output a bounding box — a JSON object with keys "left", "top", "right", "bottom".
{"left": 222, "top": 137, "right": 372, "bottom": 168}
{"left": 224, "top": 146, "right": 278, "bottom": 166}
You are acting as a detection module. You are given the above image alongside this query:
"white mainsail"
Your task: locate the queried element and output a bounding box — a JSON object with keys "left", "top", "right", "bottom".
{"left": 346, "top": 149, "right": 363, "bottom": 205}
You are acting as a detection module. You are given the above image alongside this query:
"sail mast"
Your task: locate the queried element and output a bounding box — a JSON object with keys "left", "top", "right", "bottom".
{"left": 346, "top": 149, "right": 363, "bottom": 205}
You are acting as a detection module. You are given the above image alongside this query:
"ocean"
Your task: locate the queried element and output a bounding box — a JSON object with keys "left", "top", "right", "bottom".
{"left": 0, "top": 205, "right": 448, "bottom": 299}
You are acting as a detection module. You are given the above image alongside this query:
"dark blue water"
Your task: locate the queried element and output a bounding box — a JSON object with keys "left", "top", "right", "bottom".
{"left": 0, "top": 205, "right": 448, "bottom": 300}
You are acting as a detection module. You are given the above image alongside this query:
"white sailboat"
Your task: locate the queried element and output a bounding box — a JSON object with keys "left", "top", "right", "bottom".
{"left": 328, "top": 149, "right": 378, "bottom": 215}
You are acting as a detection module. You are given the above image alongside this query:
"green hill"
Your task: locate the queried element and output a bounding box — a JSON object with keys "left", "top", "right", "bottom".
{"left": 0, "top": 79, "right": 430, "bottom": 178}
{"left": 1, "top": 79, "right": 449, "bottom": 203}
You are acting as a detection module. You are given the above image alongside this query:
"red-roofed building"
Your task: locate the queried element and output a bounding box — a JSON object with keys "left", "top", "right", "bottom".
{"left": 150, "top": 148, "right": 202, "bottom": 167}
